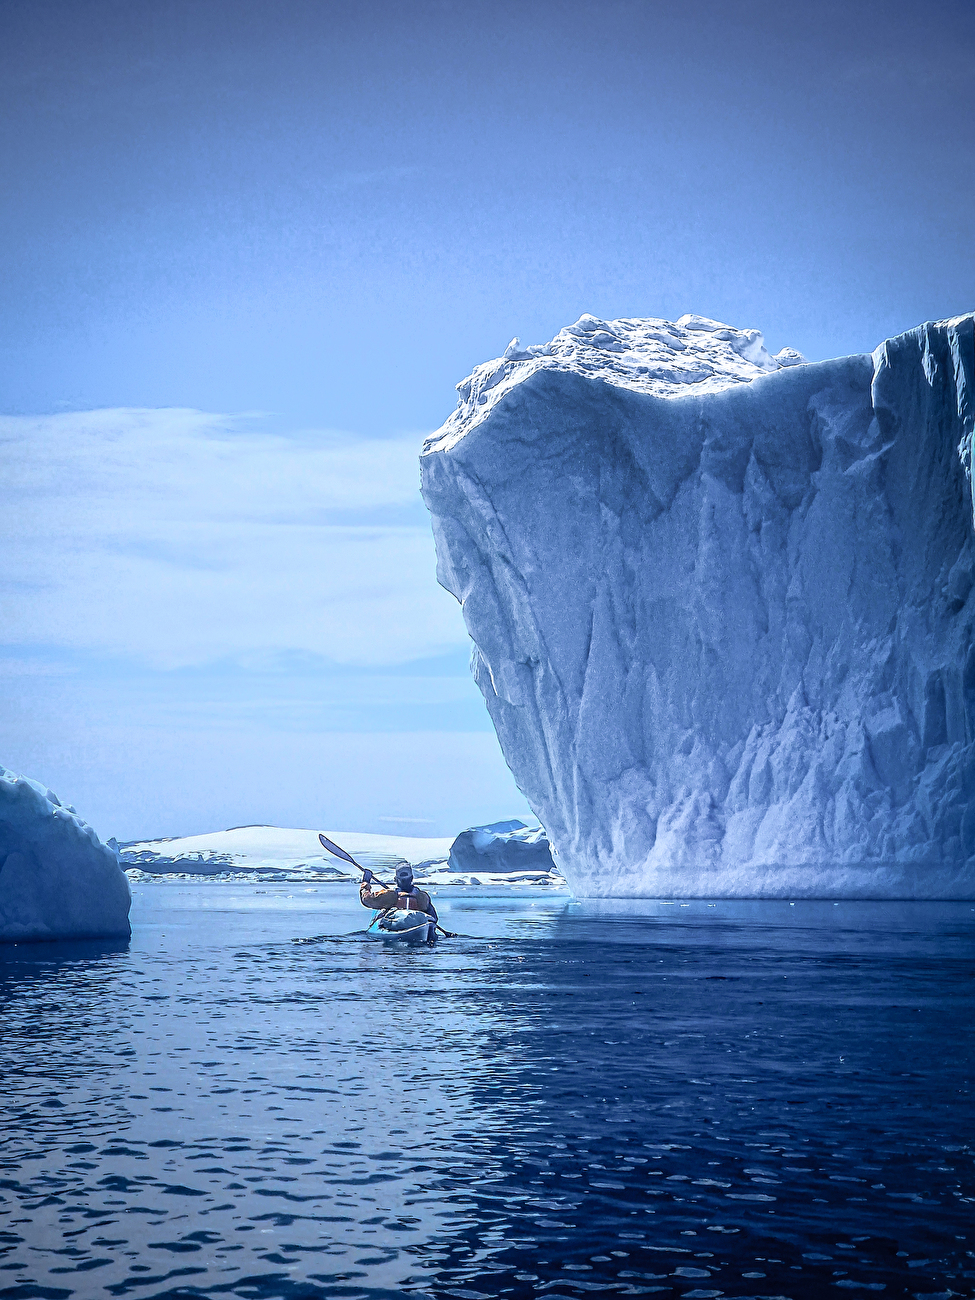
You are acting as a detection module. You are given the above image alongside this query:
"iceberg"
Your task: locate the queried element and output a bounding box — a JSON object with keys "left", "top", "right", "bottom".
{"left": 448, "top": 820, "right": 556, "bottom": 874}
{"left": 0, "top": 766, "right": 131, "bottom": 940}
{"left": 421, "top": 312, "right": 975, "bottom": 898}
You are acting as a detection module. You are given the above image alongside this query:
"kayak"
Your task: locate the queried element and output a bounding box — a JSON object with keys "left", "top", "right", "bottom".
{"left": 372, "top": 908, "right": 437, "bottom": 945}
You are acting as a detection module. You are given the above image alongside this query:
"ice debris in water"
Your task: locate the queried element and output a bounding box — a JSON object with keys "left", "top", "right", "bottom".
{"left": 0, "top": 765, "right": 131, "bottom": 941}
{"left": 421, "top": 312, "right": 975, "bottom": 898}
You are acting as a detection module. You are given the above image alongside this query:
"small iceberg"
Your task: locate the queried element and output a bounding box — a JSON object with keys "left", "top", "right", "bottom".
{"left": 448, "top": 820, "right": 557, "bottom": 874}
{"left": 0, "top": 766, "right": 131, "bottom": 942}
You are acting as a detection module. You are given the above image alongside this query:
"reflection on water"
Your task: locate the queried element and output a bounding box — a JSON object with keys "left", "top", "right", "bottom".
{"left": 1, "top": 885, "right": 973, "bottom": 1299}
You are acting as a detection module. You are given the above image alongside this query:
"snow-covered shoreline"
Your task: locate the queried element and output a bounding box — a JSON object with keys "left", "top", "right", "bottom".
{"left": 120, "top": 824, "right": 565, "bottom": 889}
{"left": 124, "top": 872, "right": 568, "bottom": 889}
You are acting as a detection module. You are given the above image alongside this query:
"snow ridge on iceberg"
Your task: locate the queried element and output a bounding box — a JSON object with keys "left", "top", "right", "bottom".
{"left": 421, "top": 313, "right": 975, "bottom": 898}
{"left": 425, "top": 313, "right": 805, "bottom": 456}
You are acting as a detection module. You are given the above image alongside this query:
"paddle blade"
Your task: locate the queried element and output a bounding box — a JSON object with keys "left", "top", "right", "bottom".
{"left": 318, "top": 833, "right": 362, "bottom": 869}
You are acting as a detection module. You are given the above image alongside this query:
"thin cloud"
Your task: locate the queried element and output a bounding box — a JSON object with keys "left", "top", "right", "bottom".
{"left": 0, "top": 407, "right": 465, "bottom": 670}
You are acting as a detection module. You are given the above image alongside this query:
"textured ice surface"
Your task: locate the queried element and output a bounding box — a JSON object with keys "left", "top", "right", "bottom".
{"left": 426, "top": 313, "right": 807, "bottom": 457}
{"left": 421, "top": 313, "right": 975, "bottom": 897}
{"left": 0, "top": 766, "right": 131, "bottom": 940}
{"left": 448, "top": 819, "right": 556, "bottom": 874}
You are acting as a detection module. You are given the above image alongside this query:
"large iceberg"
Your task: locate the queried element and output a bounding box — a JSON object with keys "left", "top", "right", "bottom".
{"left": 421, "top": 312, "right": 975, "bottom": 898}
{"left": 0, "top": 766, "right": 131, "bottom": 940}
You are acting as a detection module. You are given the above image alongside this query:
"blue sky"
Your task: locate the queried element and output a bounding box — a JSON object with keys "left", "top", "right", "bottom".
{"left": 1, "top": 0, "right": 973, "bottom": 839}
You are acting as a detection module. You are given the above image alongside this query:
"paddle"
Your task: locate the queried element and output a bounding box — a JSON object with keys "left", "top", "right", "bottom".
{"left": 319, "top": 833, "right": 389, "bottom": 887}
{"left": 318, "top": 833, "right": 456, "bottom": 938}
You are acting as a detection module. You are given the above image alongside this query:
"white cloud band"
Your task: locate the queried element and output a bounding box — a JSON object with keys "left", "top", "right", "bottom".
{"left": 0, "top": 407, "right": 466, "bottom": 668}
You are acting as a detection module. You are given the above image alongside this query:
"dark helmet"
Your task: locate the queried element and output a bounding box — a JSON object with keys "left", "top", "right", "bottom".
{"left": 394, "top": 863, "right": 414, "bottom": 890}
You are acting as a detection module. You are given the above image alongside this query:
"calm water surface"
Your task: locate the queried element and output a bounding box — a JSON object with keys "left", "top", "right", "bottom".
{"left": 1, "top": 885, "right": 974, "bottom": 1300}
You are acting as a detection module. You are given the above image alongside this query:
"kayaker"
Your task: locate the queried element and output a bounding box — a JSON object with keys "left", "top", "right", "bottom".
{"left": 359, "top": 863, "right": 438, "bottom": 923}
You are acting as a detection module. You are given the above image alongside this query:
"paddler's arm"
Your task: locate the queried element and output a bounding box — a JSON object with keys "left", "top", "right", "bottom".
{"left": 359, "top": 877, "right": 399, "bottom": 909}
{"left": 418, "top": 891, "right": 438, "bottom": 923}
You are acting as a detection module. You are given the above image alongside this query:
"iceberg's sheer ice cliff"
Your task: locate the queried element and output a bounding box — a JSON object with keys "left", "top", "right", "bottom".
{"left": 0, "top": 766, "right": 131, "bottom": 941}
{"left": 421, "top": 313, "right": 975, "bottom": 898}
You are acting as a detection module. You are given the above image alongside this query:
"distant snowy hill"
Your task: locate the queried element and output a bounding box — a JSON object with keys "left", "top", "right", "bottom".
{"left": 121, "top": 825, "right": 454, "bottom": 877}
{"left": 120, "top": 824, "right": 565, "bottom": 887}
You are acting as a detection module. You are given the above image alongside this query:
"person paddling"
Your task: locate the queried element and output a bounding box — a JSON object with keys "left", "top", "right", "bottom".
{"left": 359, "top": 863, "right": 438, "bottom": 926}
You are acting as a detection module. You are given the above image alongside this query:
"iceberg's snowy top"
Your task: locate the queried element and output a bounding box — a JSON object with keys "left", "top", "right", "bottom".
{"left": 424, "top": 313, "right": 806, "bottom": 454}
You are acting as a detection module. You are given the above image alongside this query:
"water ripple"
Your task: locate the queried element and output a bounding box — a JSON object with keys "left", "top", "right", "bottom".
{"left": 0, "top": 888, "right": 973, "bottom": 1298}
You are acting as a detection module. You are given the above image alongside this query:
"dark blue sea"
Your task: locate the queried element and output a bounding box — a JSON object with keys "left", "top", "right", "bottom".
{"left": 1, "top": 885, "right": 974, "bottom": 1300}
